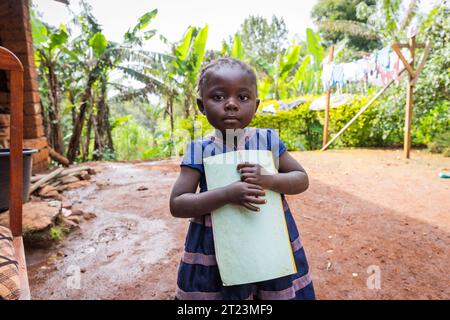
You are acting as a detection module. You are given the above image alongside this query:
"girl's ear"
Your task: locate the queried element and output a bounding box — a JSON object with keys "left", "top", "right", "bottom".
{"left": 254, "top": 99, "right": 260, "bottom": 113}
{"left": 197, "top": 98, "right": 205, "bottom": 115}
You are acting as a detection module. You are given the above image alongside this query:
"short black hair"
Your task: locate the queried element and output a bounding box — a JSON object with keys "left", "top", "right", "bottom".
{"left": 197, "top": 57, "right": 258, "bottom": 97}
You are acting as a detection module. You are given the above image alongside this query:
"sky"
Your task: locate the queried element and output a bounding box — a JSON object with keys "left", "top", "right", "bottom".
{"left": 33, "top": 0, "right": 318, "bottom": 52}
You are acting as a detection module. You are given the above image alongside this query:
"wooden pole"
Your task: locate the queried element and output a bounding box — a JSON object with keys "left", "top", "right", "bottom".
{"left": 323, "top": 45, "right": 334, "bottom": 148}
{"left": 9, "top": 70, "right": 23, "bottom": 237}
{"left": 404, "top": 36, "right": 415, "bottom": 159}
{"left": 0, "top": 47, "right": 24, "bottom": 237}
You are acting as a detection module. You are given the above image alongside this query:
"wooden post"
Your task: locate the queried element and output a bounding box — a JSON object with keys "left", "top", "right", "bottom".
{"left": 0, "top": 47, "right": 24, "bottom": 237}
{"left": 392, "top": 36, "right": 430, "bottom": 159}
{"left": 323, "top": 45, "right": 334, "bottom": 148}
{"left": 9, "top": 70, "right": 24, "bottom": 237}
{"left": 404, "top": 36, "right": 415, "bottom": 159}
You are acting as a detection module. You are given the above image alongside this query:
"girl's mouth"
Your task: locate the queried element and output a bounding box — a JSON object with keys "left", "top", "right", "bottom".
{"left": 223, "top": 115, "right": 239, "bottom": 122}
{"left": 223, "top": 118, "right": 240, "bottom": 125}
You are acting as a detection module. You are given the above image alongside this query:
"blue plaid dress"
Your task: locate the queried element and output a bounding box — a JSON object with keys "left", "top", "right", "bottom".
{"left": 176, "top": 127, "right": 315, "bottom": 300}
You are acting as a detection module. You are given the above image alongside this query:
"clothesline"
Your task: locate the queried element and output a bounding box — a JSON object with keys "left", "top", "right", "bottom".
{"left": 321, "top": 46, "right": 411, "bottom": 91}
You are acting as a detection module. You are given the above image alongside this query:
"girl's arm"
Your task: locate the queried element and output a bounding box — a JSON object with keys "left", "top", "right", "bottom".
{"left": 170, "top": 166, "right": 267, "bottom": 218}
{"left": 237, "top": 151, "right": 309, "bottom": 195}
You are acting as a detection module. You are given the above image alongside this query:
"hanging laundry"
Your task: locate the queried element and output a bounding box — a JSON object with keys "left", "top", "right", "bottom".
{"left": 343, "top": 62, "right": 359, "bottom": 83}
{"left": 378, "top": 47, "right": 391, "bottom": 69}
{"left": 331, "top": 64, "right": 345, "bottom": 87}
{"left": 375, "top": 47, "right": 394, "bottom": 85}
{"left": 390, "top": 51, "right": 401, "bottom": 82}
{"left": 355, "top": 59, "right": 369, "bottom": 82}
{"left": 320, "top": 45, "right": 408, "bottom": 91}
{"left": 321, "top": 62, "right": 334, "bottom": 91}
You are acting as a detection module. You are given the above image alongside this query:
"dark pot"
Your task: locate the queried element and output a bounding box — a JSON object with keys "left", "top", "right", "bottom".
{"left": 0, "top": 148, "right": 37, "bottom": 212}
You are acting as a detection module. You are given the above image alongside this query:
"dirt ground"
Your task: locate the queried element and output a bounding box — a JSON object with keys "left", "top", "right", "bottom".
{"left": 26, "top": 149, "right": 450, "bottom": 300}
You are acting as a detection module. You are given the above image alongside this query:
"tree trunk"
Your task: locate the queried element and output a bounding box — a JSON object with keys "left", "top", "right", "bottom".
{"left": 168, "top": 97, "right": 174, "bottom": 142}
{"left": 82, "top": 111, "right": 93, "bottom": 162}
{"left": 45, "top": 63, "right": 65, "bottom": 155}
{"left": 106, "top": 105, "right": 114, "bottom": 153}
{"left": 41, "top": 101, "right": 50, "bottom": 141}
{"left": 68, "top": 89, "right": 77, "bottom": 126}
{"left": 93, "top": 76, "right": 114, "bottom": 160}
{"left": 183, "top": 99, "right": 190, "bottom": 118}
{"left": 67, "top": 73, "right": 96, "bottom": 163}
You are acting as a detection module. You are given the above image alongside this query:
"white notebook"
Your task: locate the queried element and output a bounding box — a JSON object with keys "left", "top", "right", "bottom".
{"left": 203, "top": 149, "right": 297, "bottom": 286}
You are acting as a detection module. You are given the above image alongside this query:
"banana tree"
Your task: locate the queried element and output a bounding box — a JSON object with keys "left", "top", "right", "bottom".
{"left": 66, "top": 6, "right": 159, "bottom": 162}
{"left": 258, "top": 43, "right": 301, "bottom": 100}
{"left": 65, "top": 14, "right": 110, "bottom": 162}
{"left": 294, "top": 28, "right": 324, "bottom": 94}
{"left": 172, "top": 25, "right": 209, "bottom": 117}
{"left": 231, "top": 34, "right": 244, "bottom": 60}
{"left": 31, "top": 12, "right": 69, "bottom": 154}
{"left": 120, "top": 24, "right": 209, "bottom": 145}
{"left": 117, "top": 17, "right": 182, "bottom": 145}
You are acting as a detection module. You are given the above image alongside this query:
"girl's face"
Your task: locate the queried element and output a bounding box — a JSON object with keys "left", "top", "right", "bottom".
{"left": 197, "top": 66, "right": 260, "bottom": 135}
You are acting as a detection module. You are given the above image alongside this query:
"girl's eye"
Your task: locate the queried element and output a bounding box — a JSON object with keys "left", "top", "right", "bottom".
{"left": 213, "top": 95, "right": 225, "bottom": 101}
{"left": 239, "top": 95, "right": 249, "bottom": 101}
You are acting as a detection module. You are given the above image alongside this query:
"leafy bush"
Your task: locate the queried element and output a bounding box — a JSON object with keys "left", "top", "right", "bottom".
{"left": 414, "top": 100, "right": 450, "bottom": 146}
{"left": 251, "top": 103, "right": 322, "bottom": 150}
{"left": 428, "top": 131, "right": 450, "bottom": 157}
{"left": 112, "top": 115, "right": 154, "bottom": 160}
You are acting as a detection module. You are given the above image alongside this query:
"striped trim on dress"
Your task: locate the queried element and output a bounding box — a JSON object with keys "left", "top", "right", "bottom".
{"left": 175, "top": 287, "right": 223, "bottom": 300}
{"left": 190, "top": 215, "right": 212, "bottom": 227}
{"left": 175, "top": 271, "right": 313, "bottom": 300}
{"left": 256, "top": 272, "right": 312, "bottom": 300}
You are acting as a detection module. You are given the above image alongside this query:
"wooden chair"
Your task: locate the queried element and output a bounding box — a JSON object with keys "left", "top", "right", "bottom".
{"left": 0, "top": 46, "right": 31, "bottom": 300}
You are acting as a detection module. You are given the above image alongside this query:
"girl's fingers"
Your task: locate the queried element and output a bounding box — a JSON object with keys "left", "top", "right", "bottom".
{"left": 239, "top": 168, "right": 255, "bottom": 174}
{"left": 245, "top": 196, "right": 266, "bottom": 205}
{"left": 246, "top": 183, "right": 264, "bottom": 190}
{"left": 241, "top": 202, "right": 259, "bottom": 212}
{"left": 237, "top": 163, "right": 256, "bottom": 171}
{"left": 245, "top": 178, "right": 261, "bottom": 186}
{"left": 249, "top": 189, "right": 265, "bottom": 197}
{"left": 240, "top": 173, "right": 255, "bottom": 181}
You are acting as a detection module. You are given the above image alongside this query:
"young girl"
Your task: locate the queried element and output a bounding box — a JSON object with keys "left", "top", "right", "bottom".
{"left": 170, "top": 58, "right": 315, "bottom": 300}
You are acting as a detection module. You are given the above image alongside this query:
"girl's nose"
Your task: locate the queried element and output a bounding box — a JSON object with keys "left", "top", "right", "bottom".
{"left": 225, "top": 98, "right": 239, "bottom": 111}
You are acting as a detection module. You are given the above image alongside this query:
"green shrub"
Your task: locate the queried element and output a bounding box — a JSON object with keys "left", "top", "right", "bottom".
{"left": 251, "top": 103, "right": 322, "bottom": 150}
{"left": 428, "top": 131, "right": 450, "bottom": 157}
{"left": 112, "top": 115, "right": 154, "bottom": 160}
{"left": 415, "top": 100, "right": 450, "bottom": 146}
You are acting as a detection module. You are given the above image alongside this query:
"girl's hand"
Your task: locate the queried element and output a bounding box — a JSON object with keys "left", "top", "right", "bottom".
{"left": 237, "top": 163, "right": 274, "bottom": 190}
{"left": 226, "top": 181, "right": 266, "bottom": 212}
